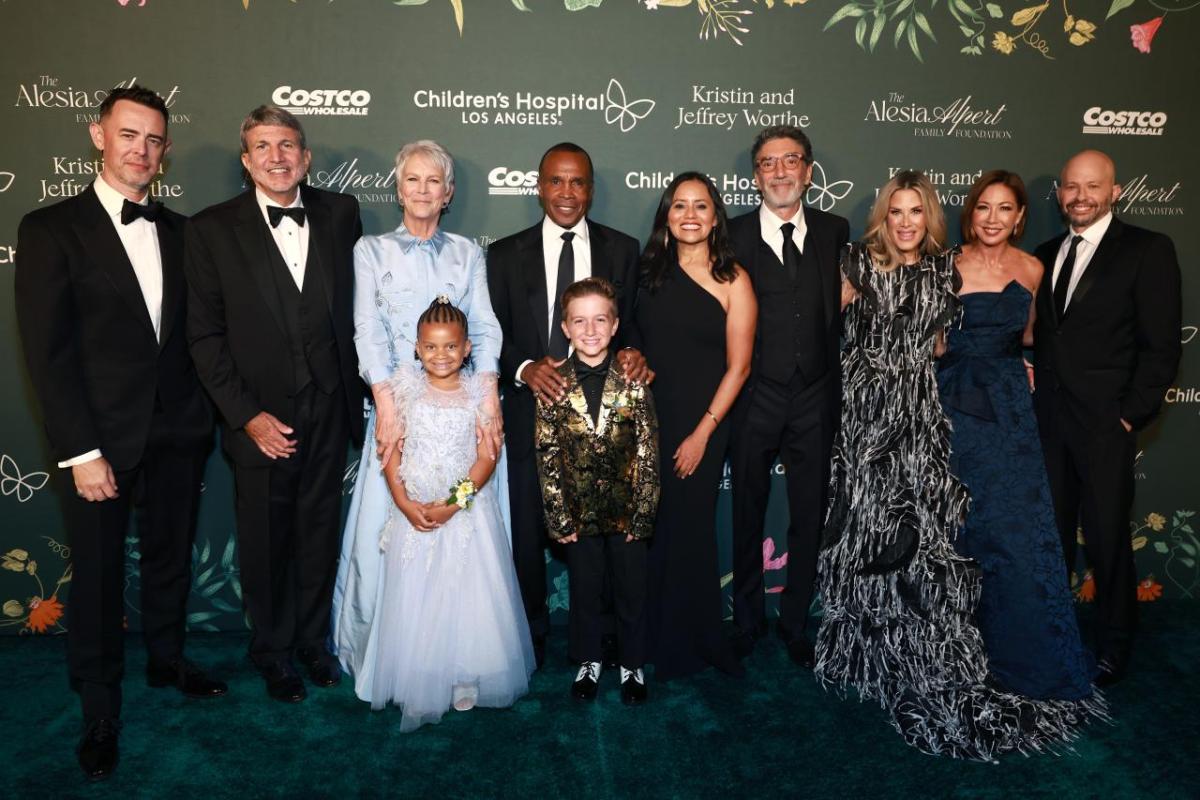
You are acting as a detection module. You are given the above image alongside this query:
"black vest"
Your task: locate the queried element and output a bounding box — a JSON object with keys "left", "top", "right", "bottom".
{"left": 755, "top": 231, "right": 827, "bottom": 386}
{"left": 264, "top": 228, "right": 341, "bottom": 396}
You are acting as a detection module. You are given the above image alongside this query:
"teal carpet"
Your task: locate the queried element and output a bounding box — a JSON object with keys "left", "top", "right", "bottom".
{"left": 4, "top": 602, "right": 1197, "bottom": 799}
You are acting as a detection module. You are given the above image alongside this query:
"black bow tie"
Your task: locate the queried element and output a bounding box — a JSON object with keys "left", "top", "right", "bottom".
{"left": 267, "top": 205, "right": 306, "bottom": 228}
{"left": 575, "top": 361, "right": 609, "bottom": 380}
{"left": 121, "top": 198, "right": 163, "bottom": 225}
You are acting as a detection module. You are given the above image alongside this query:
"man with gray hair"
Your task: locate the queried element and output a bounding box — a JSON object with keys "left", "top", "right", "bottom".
{"left": 184, "top": 105, "right": 363, "bottom": 702}
{"left": 727, "top": 126, "right": 849, "bottom": 667}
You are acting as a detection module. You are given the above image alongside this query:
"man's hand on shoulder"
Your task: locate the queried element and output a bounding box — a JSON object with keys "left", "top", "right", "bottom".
{"left": 616, "top": 348, "right": 654, "bottom": 385}
{"left": 520, "top": 357, "right": 568, "bottom": 404}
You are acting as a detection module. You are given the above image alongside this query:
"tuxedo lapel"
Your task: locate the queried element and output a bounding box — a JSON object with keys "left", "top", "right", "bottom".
{"left": 156, "top": 214, "right": 184, "bottom": 347}
{"left": 232, "top": 191, "right": 287, "bottom": 338}
{"left": 519, "top": 227, "right": 550, "bottom": 354}
{"left": 563, "top": 364, "right": 592, "bottom": 432}
{"left": 1038, "top": 233, "right": 1066, "bottom": 327}
{"left": 593, "top": 365, "right": 622, "bottom": 438}
{"left": 302, "top": 187, "right": 337, "bottom": 315}
{"left": 72, "top": 188, "right": 157, "bottom": 341}
{"left": 588, "top": 220, "right": 614, "bottom": 282}
{"left": 1066, "top": 218, "right": 1123, "bottom": 318}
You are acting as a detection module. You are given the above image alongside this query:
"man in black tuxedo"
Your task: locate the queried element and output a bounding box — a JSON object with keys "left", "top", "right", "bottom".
{"left": 727, "top": 126, "right": 850, "bottom": 667}
{"left": 184, "top": 106, "right": 363, "bottom": 702}
{"left": 15, "top": 85, "right": 223, "bottom": 781}
{"left": 486, "top": 143, "right": 648, "bottom": 666}
{"left": 1033, "top": 149, "right": 1181, "bottom": 687}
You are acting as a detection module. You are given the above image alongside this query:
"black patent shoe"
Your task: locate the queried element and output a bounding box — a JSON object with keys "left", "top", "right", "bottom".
{"left": 261, "top": 660, "right": 307, "bottom": 703}
{"left": 620, "top": 667, "right": 647, "bottom": 706}
{"left": 295, "top": 647, "right": 342, "bottom": 688}
{"left": 571, "top": 661, "right": 601, "bottom": 701}
{"left": 147, "top": 658, "right": 228, "bottom": 698}
{"left": 78, "top": 718, "right": 120, "bottom": 782}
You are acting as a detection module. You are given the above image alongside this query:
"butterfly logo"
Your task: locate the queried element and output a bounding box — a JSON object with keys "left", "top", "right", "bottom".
{"left": 604, "top": 79, "right": 655, "bottom": 134}
{"left": 1182, "top": 325, "right": 1197, "bottom": 344}
{"left": 806, "top": 161, "right": 854, "bottom": 212}
{"left": 0, "top": 171, "right": 13, "bottom": 193}
{"left": 1, "top": 454, "right": 49, "bottom": 503}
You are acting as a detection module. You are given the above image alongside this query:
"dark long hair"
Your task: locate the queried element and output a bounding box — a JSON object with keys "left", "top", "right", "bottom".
{"left": 639, "top": 171, "right": 738, "bottom": 291}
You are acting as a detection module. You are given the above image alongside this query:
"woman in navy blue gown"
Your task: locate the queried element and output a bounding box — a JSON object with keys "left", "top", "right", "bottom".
{"left": 937, "top": 170, "right": 1098, "bottom": 702}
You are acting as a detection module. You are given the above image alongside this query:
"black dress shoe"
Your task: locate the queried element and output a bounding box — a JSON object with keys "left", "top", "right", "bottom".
{"left": 620, "top": 667, "right": 647, "bottom": 706}
{"left": 260, "top": 661, "right": 307, "bottom": 702}
{"left": 77, "top": 718, "right": 120, "bottom": 782}
{"left": 147, "top": 658, "right": 228, "bottom": 698}
{"left": 731, "top": 625, "right": 767, "bottom": 659}
{"left": 571, "top": 661, "right": 601, "bottom": 701}
{"left": 1094, "top": 656, "right": 1127, "bottom": 687}
{"left": 777, "top": 625, "right": 816, "bottom": 669}
{"left": 601, "top": 634, "right": 620, "bottom": 670}
{"left": 296, "top": 648, "right": 341, "bottom": 688}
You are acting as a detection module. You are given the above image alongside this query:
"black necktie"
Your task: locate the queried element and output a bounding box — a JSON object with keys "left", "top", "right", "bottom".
{"left": 548, "top": 231, "right": 575, "bottom": 359}
{"left": 267, "top": 205, "right": 306, "bottom": 228}
{"left": 1054, "top": 234, "right": 1083, "bottom": 318}
{"left": 121, "top": 198, "right": 163, "bottom": 225}
{"left": 780, "top": 222, "right": 800, "bottom": 281}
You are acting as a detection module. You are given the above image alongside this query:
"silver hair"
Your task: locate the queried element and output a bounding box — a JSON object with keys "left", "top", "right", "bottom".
{"left": 394, "top": 139, "right": 456, "bottom": 200}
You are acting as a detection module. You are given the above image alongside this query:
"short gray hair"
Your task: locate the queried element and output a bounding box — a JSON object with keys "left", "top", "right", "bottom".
{"left": 240, "top": 105, "right": 307, "bottom": 153}
{"left": 395, "top": 139, "right": 456, "bottom": 194}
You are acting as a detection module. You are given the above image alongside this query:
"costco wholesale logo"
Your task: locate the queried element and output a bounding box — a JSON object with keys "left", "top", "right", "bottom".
{"left": 271, "top": 86, "right": 371, "bottom": 116}
{"left": 1082, "top": 107, "right": 1166, "bottom": 136}
{"left": 488, "top": 168, "right": 538, "bottom": 196}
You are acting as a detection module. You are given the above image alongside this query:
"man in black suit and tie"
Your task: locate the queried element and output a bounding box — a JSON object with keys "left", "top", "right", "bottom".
{"left": 15, "top": 85, "right": 224, "bottom": 781}
{"left": 1033, "top": 149, "right": 1181, "bottom": 687}
{"left": 727, "top": 126, "right": 850, "bottom": 667}
{"left": 486, "top": 143, "right": 648, "bottom": 666}
{"left": 184, "top": 106, "right": 363, "bottom": 702}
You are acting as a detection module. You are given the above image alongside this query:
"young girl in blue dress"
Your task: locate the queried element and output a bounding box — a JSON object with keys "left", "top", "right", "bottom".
{"left": 351, "top": 297, "right": 533, "bottom": 731}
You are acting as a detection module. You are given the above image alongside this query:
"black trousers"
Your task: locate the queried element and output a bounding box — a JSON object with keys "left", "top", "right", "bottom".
{"left": 507, "top": 451, "right": 550, "bottom": 639}
{"left": 59, "top": 439, "right": 206, "bottom": 721}
{"left": 730, "top": 371, "right": 835, "bottom": 640}
{"left": 1039, "top": 401, "right": 1138, "bottom": 662}
{"left": 233, "top": 384, "right": 349, "bottom": 666}
{"left": 565, "top": 534, "right": 647, "bottom": 669}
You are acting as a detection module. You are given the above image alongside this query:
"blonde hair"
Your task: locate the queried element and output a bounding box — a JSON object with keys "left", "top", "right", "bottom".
{"left": 863, "top": 170, "right": 946, "bottom": 271}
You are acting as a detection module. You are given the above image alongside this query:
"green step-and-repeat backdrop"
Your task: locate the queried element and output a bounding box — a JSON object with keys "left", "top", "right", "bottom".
{"left": 1, "top": 0, "right": 1196, "bottom": 635}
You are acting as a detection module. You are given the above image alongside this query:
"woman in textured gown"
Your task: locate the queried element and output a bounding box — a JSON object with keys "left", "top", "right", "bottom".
{"left": 816, "top": 170, "right": 1104, "bottom": 761}
{"left": 636, "top": 173, "right": 757, "bottom": 680}
{"left": 332, "top": 140, "right": 503, "bottom": 697}
{"left": 937, "top": 171, "right": 1097, "bottom": 703}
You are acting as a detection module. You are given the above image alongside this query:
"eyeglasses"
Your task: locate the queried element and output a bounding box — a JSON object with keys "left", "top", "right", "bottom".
{"left": 755, "top": 153, "right": 808, "bottom": 171}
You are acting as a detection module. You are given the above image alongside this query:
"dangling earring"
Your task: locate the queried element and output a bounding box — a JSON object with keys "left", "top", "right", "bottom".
{"left": 663, "top": 230, "right": 670, "bottom": 248}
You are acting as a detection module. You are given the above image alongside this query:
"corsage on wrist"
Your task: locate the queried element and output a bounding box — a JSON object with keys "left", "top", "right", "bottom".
{"left": 446, "top": 478, "right": 477, "bottom": 510}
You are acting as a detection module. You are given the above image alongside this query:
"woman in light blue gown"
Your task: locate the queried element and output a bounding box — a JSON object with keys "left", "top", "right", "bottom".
{"left": 332, "top": 140, "right": 504, "bottom": 702}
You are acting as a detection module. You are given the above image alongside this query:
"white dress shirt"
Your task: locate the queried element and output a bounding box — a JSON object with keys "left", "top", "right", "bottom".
{"left": 256, "top": 188, "right": 309, "bottom": 290}
{"left": 515, "top": 216, "right": 592, "bottom": 385}
{"left": 759, "top": 202, "right": 807, "bottom": 261}
{"left": 1052, "top": 211, "right": 1113, "bottom": 310}
{"left": 61, "top": 177, "right": 166, "bottom": 469}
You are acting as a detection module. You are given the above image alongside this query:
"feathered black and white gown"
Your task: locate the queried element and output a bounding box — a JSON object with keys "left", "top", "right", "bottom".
{"left": 815, "top": 243, "right": 1105, "bottom": 761}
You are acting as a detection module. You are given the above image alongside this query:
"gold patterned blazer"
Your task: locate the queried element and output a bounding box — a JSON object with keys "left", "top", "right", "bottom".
{"left": 534, "top": 359, "right": 659, "bottom": 541}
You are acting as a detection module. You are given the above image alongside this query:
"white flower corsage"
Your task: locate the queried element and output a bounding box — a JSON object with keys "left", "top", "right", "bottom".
{"left": 446, "top": 477, "right": 477, "bottom": 510}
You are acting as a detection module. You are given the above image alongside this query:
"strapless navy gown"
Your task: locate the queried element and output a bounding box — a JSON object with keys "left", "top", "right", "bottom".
{"left": 938, "top": 280, "right": 1095, "bottom": 701}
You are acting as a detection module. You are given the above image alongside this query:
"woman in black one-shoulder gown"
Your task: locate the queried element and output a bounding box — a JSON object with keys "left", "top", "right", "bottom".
{"left": 636, "top": 172, "right": 757, "bottom": 681}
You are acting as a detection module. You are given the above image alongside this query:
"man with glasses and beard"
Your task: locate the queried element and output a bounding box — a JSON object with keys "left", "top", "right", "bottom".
{"left": 727, "top": 126, "right": 850, "bottom": 668}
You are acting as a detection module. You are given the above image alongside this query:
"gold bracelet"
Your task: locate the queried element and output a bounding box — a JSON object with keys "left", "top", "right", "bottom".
{"left": 705, "top": 410, "right": 719, "bottom": 426}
